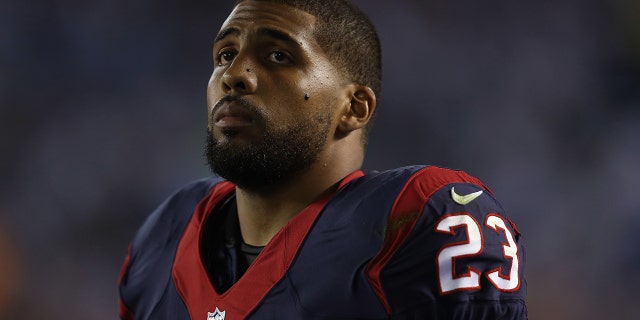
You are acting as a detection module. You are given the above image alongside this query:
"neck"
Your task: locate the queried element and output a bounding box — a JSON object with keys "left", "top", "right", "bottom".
{"left": 235, "top": 146, "right": 363, "bottom": 246}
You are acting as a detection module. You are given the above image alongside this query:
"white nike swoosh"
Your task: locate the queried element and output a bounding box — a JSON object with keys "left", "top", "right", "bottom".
{"left": 451, "top": 187, "right": 483, "bottom": 205}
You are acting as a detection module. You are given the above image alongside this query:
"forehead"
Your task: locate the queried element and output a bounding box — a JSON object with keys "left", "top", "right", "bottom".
{"left": 218, "top": 1, "right": 318, "bottom": 43}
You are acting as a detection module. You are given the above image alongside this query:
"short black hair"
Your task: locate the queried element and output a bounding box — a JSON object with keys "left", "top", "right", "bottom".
{"left": 235, "top": 0, "right": 382, "bottom": 102}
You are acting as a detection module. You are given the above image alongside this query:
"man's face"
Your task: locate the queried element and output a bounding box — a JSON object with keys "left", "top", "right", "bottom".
{"left": 205, "top": 1, "right": 349, "bottom": 191}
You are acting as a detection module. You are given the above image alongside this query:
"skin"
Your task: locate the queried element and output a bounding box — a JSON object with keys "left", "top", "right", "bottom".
{"left": 207, "top": 0, "right": 377, "bottom": 246}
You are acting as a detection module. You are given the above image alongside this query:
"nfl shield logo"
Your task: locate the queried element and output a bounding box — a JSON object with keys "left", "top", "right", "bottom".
{"left": 207, "top": 307, "right": 226, "bottom": 320}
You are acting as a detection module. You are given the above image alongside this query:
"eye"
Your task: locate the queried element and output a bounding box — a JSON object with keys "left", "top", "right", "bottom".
{"left": 217, "top": 49, "right": 237, "bottom": 66}
{"left": 267, "top": 50, "right": 292, "bottom": 65}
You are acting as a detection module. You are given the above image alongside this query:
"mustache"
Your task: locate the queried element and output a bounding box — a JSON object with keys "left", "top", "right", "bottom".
{"left": 211, "top": 95, "right": 261, "bottom": 118}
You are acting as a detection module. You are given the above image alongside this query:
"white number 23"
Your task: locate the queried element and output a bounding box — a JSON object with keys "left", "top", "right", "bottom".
{"left": 435, "top": 213, "right": 520, "bottom": 294}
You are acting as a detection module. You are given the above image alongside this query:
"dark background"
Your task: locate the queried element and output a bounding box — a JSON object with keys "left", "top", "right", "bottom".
{"left": 1, "top": 0, "right": 639, "bottom": 319}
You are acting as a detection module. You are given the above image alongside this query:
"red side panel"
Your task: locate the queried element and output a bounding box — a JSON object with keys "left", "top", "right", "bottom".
{"left": 118, "top": 245, "right": 135, "bottom": 320}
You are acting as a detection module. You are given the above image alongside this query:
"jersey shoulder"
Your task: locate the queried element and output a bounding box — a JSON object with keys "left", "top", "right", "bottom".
{"left": 360, "top": 165, "right": 496, "bottom": 218}
{"left": 118, "top": 176, "right": 226, "bottom": 320}
{"left": 131, "top": 177, "right": 224, "bottom": 252}
{"left": 368, "top": 166, "right": 528, "bottom": 319}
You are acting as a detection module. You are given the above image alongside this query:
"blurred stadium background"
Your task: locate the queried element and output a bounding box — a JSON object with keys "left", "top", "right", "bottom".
{"left": 1, "top": 0, "right": 639, "bottom": 319}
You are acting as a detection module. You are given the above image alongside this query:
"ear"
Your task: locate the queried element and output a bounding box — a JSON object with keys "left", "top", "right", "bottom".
{"left": 337, "top": 85, "right": 377, "bottom": 134}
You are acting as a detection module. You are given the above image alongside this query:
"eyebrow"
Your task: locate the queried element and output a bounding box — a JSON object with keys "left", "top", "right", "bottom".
{"left": 214, "top": 26, "right": 302, "bottom": 48}
{"left": 214, "top": 27, "right": 240, "bottom": 44}
{"left": 257, "top": 28, "right": 302, "bottom": 48}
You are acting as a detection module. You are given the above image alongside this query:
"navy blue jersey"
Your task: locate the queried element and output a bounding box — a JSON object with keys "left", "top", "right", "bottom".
{"left": 118, "top": 166, "right": 527, "bottom": 319}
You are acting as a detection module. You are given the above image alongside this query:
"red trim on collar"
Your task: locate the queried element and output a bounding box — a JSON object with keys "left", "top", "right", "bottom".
{"left": 338, "top": 170, "right": 364, "bottom": 189}
{"left": 173, "top": 171, "right": 363, "bottom": 319}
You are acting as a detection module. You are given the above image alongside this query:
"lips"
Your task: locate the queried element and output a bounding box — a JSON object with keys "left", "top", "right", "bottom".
{"left": 213, "top": 100, "right": 255, "bottom": 128}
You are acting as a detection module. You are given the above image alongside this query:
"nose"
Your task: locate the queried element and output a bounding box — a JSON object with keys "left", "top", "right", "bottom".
{"left": 222, "top": 58, "right": 257, "bottom": 95}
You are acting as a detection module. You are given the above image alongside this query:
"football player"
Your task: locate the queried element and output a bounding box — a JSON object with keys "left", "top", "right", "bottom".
{"left": 118, "top": 0, "right": 527, "bottom": 319}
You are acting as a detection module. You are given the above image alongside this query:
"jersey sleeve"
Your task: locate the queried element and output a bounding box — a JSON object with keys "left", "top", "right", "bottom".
{"left": 369, "top": 166, "right": 527, "bottom": 319}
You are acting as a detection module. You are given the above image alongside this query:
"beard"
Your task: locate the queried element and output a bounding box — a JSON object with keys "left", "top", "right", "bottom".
{"left": 205, "top": 111, "right": 332, "bottom": 193}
